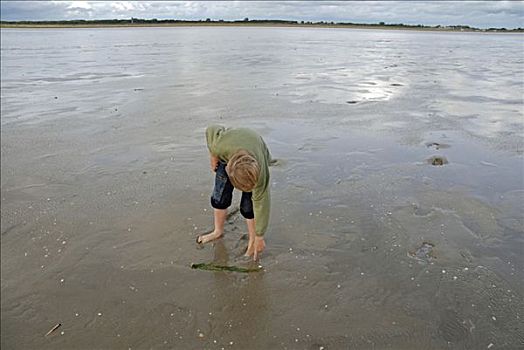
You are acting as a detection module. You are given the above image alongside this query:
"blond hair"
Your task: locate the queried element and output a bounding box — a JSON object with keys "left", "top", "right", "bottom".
{"left": 226, "top": 150, "right": 260, "bottom": 192}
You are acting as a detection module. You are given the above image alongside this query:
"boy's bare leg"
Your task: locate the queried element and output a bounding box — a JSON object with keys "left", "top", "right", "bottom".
{"left": 244, "top": 218, "right": 256, "bottom": 256}
{"left": 198, "top": 208, "right": 227, "bottom": 244}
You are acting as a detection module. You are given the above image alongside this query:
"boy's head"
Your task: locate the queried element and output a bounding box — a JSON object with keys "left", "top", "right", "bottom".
{"left": 226, "top": 150, "right": 259, "bottom": 192}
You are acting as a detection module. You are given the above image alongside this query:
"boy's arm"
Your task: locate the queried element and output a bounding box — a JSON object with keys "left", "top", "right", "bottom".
{"left": 210, "top": 154, "right": 219, "bottom": 172}
{"left": 206, "top": 125, "right": 225, "bottom": 153}
{"left": 206, "top": 125, "right": 225, "bottom": 172}
{"left": 253, "top": 189, "right": 270, "bottom": 236}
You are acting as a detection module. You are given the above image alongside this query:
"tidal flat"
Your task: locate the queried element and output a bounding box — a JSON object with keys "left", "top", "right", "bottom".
{"left": 1, "top": 27, "right": 523, "bottom": 349}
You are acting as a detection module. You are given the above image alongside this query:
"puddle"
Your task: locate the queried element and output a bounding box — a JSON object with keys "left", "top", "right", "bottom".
{"left": 409, "top": 242, "right": 436, "bottom": 263}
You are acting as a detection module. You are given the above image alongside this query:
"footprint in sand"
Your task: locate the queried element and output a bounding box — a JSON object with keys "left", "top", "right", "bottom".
{"left": 427, "top": 155, "right": 449, "bottom": 166}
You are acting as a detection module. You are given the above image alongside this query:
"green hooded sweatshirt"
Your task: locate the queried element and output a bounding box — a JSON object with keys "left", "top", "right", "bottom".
{"left": 206, "top": 125, "right": 271, "bottom": 236}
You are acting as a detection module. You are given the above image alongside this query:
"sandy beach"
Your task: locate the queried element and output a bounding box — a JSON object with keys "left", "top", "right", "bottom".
{"left": 1, "top": 26, "right": 523, "bottom": 349}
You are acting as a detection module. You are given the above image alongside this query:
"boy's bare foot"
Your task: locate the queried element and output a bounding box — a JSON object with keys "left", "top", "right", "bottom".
{"left": 196, "top": 230, "right": 223, "bottom": 245}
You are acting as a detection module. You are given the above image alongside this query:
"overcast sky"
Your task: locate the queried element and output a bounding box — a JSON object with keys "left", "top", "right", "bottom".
{"left": 1, "top": 1, "right": 523, "bottom": 29}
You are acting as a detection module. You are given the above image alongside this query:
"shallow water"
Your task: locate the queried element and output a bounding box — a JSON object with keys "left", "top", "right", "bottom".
{"left": 1, "top": 27, "right": 523, "bottom": 349}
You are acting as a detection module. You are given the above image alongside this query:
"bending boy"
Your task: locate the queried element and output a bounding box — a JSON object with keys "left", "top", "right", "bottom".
{"left": 197, "top": 125, "right": 271, "bottom": 260}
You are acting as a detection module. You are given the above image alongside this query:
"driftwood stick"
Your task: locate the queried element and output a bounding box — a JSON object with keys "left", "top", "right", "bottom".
{"left": 45, "top": 323, "right": 61, "bottom": 337}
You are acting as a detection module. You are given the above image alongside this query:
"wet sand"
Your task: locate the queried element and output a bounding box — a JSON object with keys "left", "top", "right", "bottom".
{"left": 1, "top": 27, "right": 523, "bottom": 349}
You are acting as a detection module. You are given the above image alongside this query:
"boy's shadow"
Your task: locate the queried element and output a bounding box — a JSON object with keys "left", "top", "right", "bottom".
{"left": 211, "top": 225, "right": 253, "bottom": 267}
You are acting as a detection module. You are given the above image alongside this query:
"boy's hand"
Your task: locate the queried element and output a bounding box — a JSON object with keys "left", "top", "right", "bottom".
{"left": 253, "top": 236, "right": 266, "bottom": 261}
{"left": 210, "top": 155, "right": 219, "bottom": 172}
{"left": 245, "top": 236, "right": 265, "bottom": 261}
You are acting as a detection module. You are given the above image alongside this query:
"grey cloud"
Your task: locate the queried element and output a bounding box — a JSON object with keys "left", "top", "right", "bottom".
{"left": 0, "top": 1, "right": 67, "bottom": 21}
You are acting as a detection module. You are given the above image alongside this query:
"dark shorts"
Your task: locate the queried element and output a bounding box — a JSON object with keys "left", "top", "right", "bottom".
{"left": 210, "top": 162, "right": 254, "bottom": 219}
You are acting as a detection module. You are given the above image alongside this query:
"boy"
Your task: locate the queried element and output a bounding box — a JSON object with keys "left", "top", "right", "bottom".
{"left": 196, "top": 125, "right": 271, "bottom": 261}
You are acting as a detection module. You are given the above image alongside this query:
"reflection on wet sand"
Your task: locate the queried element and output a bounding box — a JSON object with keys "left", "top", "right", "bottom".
{"left": 1, "top": 27, "right": 523, "bottom": 349}
{"left": 206, "top": 239, "right": 271, "bottom": 349}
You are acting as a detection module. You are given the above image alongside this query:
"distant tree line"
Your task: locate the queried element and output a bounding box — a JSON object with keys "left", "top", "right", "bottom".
{"left": 0, "top": 18, "right": 521, "bottom": 32}
{"left": 0, "top": 18, "right": 300, "bottom": 25}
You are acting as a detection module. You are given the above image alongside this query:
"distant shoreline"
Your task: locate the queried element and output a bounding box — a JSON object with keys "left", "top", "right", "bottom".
{"left": 1, "top": 22, "right": 522, "bottom": 33}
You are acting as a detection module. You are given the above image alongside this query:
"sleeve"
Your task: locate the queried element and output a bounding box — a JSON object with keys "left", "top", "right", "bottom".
{"left": 253, "top": 188, "right": 270, "bottom": 236}
{"left": 206, "top": 125, "right": 225, "bottom": 155}
{"left": 252, "top": 163, "right": 270, "bottom": 236}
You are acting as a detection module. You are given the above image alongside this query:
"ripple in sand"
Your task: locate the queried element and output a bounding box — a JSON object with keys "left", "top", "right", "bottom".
{"left": 425, "top": 142, "right": 450, "bottom": 150}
